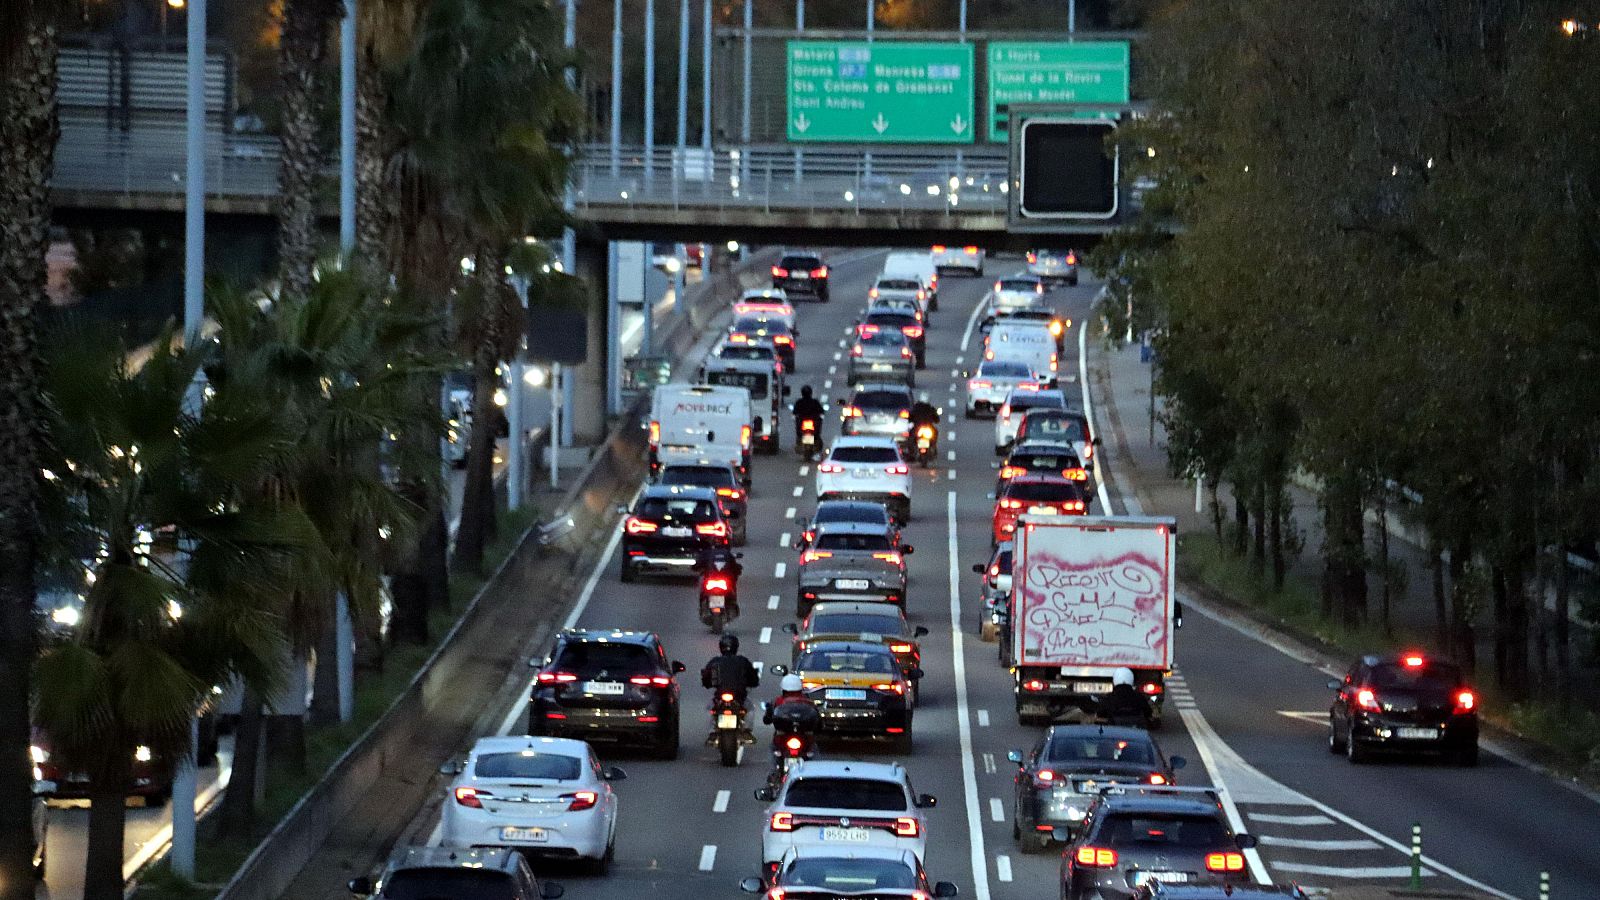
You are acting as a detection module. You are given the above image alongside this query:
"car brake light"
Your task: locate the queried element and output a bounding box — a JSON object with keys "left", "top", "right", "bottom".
{"left": 988, "top": 563, "right": 1000, "bottom": 578}
{"left": 811, "top": 267, "right": 828, "bottom": 278}
{"left": 784, "top": 736, "right": 804, "bottom": 752}
{"left": 964, "top": 245, "right": 978, "bottom": 254}
{"left": 817, "top": 463, "right": 843, "bottom": 474}
{"left": 1026, "top": 252, "right": 1037, "bottom": 263}
{"left": 969, "top": 379, "right": 991, "bottom": 389}
{"left": 801, "top": 419, "right": 817, "bottom": 431}
{"left": 1403, "top": 654, "right": 1425, "bottom": 667}
{"left": 1066, "top": 252, "right": 1077, "bottom": 264}
{"left": 1141, "top": 682, "right": 1162, "bottom": 694}
{"left": 720, "top": 692, "right": 735, "bottom": 702}
{"left": 999, "top": 465, "right": 1025, "bottom": 479}
{"left": 1074, "top": 847, "right": 1117, "bottom": 868}
{"left": 625, "top": 516, "right": 658, "bottom": 535}
{"left": 537, "top": 671, "right": 578, "bottom": 683}
{"left": 562, "top": 790, "right": 598, "bottom": 812}
{"left": 889, "top": 643, "right": 913, "bottom": 653}
{"left": 741, "top": 424, "right": 752, "bottom": 447}
{"left": 903, "top": 325, "right": 924, "bottom": 338}
{"left": 696, "top": 521, "right": 728, "bottom": 538}
{"left": 1021, "top": 679, "right": 1046, "bottom": 692}
{"left": 716, "top": 487, "right": 744, "bottom": 499}
{"left": 648, "top": 420, "right": 660, "bottom": 444}
{"left": 985, "top": 349, "right": 995, "bottom": 360}
{"left": 1356, "top": 688, "right": 1381, "bottom": 712}
{"left": 851, "top": 345, "right": 864, "bottom": 356}
{"left": 1205, "top": 852, "right": 1246, "bottom": 872}
{"left": 1063, "top": 467, "right": 1088, "bottom": 481}
{"left": 898, "top": 409, "right": 911, "bottom": 419}
{"left": 1034, "top": 769, "right": 1056, "bottom": 787}
{"left": 1000, "top": 499, "right": 1023, "bottom": 510}
{"left": 800, "top": 550, "right": 833, "bottom": 563}
{"left": 1064, "top": 500, "right": 1086, "bottom": 512}
{"left": 893, "top": 817, "right": 920, "bottom": 837}
{"left": 1148, "top": 773, "right": 1168, "bottom": 785}
{"left": 1454, "top": 690, "right": 1476, "bottom": 713}
{"left": 900, "top": 347, "right": 912, "bottom": 358}
{"left": 872, "top": 551, "right": 903, "bottom": 565}
{"left": 770, "top": 811, "right": 795, "bottom": 831}
{"left": 454, "top": 786, "right": 486, "bottom": 808}
{"left": 1049, "top": 320, "right": 1064, "bottom": 337}
{"left": 775, "top": 335, "right": 792, "bottom": 344}
{"left": 868, "top": 287, "right": 879, "bottom": 298}
{"left": 873, "top": 682, "right": 905, "bottom": 695}
{"left": 916, "top": 289, "right": 926, "bottom": 301}
{"left": 886, "top": 464, "right": 909, "bottom": 475}
{"left": 772, "top": 266, "right": 788, "bottom": 278}
{"left": 932, "top": 244, "right": 947, "bottom": 253}
{"left": 703, "top": 575, "right": 731, "bottom": 592}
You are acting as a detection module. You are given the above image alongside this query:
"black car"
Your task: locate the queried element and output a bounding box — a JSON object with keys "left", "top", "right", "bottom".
{"left": 350, "top": 845, "right": 564, "bottom": 900}
{"left": 1009, "top": 726, "right": 1187, "bottom": 852}
{"left": 1061, "top": 787, "right": 1257, "bottom": 900}
{"left": 619, "top": 484, "right": 732, "bottom": 582}
{"left": 730, "top": 315, "right": 797, "bottom": 371}
{"left": 996, "top": 440, "right": 1089, "bottom": 496}
{"left": 527, "top": 629, "right": 686, "bottom": 759}
{"left": 1133, "top": 884, "right": 1309, "bottom": 900}
{"left": 795, "top": 499, "right": 902, "bottom": 552}
{"left": 771, "top": 641, "right": 921, "bottom": 752}
{"left": 773, "top": 252, "right": 830, "bottom": 302}
{"left": 657, "top": 463, "right": 747, "bottom": 546}
{"left": 1328, "top": 652, "right": 1479, "bottom": 766}
{"left": 861, "top": 310, "right": 926, "bottom": 369}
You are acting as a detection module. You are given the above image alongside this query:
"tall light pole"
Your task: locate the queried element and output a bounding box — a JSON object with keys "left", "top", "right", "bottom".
{"left": 794, "top": 0, "right": 804, "bottom": 182}
{"left": 339, "top": 0, "right": 356, "bottom": 254}
{"left": 610, "top": 0, "right": 623, "bottom": 176}
{"left": 677, "top": 0, "right": 690, "bottom": 149}
{"left": 644, "top": 0, "right": 656, "bottom": 183}
{"left": 701, "top": 0, "right": 712, "bottom": 152}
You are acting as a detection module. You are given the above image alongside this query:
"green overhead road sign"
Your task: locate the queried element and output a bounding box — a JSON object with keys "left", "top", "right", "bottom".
{"left": 988, "top": 42, "right": 1130, "bottom": 142}
{"left": 787, "top": 41, "right": 975, "bottom": 143}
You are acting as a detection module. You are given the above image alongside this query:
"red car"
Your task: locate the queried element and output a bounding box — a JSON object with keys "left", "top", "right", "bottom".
{"left": 991, "top": 474, "right": 1089, "bottom": 545}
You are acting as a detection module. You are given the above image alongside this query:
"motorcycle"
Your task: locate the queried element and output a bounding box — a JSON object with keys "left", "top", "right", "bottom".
{"left": 796, "top": 417, "right": 821, "bottom": 461}
{"left": 698, "top": 556, "right": 741, "bottom": 634}
{"left": 707, "top": 691, "right": 753, "bottom": 767}
{"left": 763, "top": 701, "right": 821, "bottom": 792}
{"left": 912, "top": 423, "right": 938, "bottom": 467}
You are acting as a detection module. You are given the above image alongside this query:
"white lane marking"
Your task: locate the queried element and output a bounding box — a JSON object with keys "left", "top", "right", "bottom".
{"left": 784, "top": 506, "right": 796, "bottom": 518}
{"left": 989, "top": 798, "right": 1005, "bottom": 822}
{"left": 1078, "top": 314, "right": 1113, "bottom": 512}
{"left": 1276, "top": 710, "right": 1325, "bottom": 725}
{"left": 562, "top": 484, "right": 641, "bottom": 630}
{"left": 982, "top": 753, "right": 996, "bottom": 774}
{"left": 977, "top": 709, "right": 990, "bottom": 727}
{"left": 995, "top": 856, "right": 1013, "bottom": 883}
{"left": 768, "top": 594, "right": 780, "bottom": 610}
{"left": 798, "top": 465, "right": 809, "bottom": 476}
{"left": 774, "top": 562, "right": 787, "bottom": 578}
{"left": 960, "top": 292, "right": 988, "bottom": 351}
{"left": 947, "top": 450, "right": 957, "bottom": 461}
{"left": 698, "top": 844, "right": 718, "bottom": 871}
{"left": 1258, "top": 835, "right": 1382, "bottom": 851}
{"left": 948, "top": 469, "right": 957, "bottom": 480}
{"left": 1248, "top": 812, "right": 1335, "bottom": 826}
{"left": 833, "top": 352, "right": 842, "bottom": 361}
{"left": 947, "top": 490, "right": 993, "bottom": 900}
{"left": 950, "top": 368, "right": 961, "bottom": 378}
{"left": 779, "top": 532, "right": 791, "bottom": 547}
{"left": 829, "top": 364, "right": 838, "bottom": 374}
{"left": 1175, "top": 706, "right": 1279, "bottom": 885}
{"left": 824, "top": 379, "right": 832, "bottom": 389}
{"left": 1271, "top": 863, "right": 1433, "bottom": 879}
{"left": 956, "top": 354, "right": 965, "bottom": 366}
{"left": 792, "top": 485, "right": 804, "bottom": 497}
{"left": 712, "top": 790, "right": 731, "bottom": 813}
{"left": 759, "top": 627, "right": 772, "bottom": 644}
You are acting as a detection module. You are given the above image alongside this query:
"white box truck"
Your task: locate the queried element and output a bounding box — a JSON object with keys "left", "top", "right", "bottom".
{"left": 1008, "top": 515, "right": 1177, "bottom": 726}
{"left": 648, "top": 383, "right": 754, "bottom": 485}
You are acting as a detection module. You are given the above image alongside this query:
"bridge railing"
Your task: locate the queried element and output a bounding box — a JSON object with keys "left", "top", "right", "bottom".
{"left": 571, "top": 144, "right": 1009, "bottom": 216}
{"left": 53, "top": 123, "right": 280, "bottom": 199}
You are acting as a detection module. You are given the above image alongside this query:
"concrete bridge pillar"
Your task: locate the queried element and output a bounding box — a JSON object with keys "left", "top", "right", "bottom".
{"left": 571, "top": 236, "right": 611, "bottom": 446}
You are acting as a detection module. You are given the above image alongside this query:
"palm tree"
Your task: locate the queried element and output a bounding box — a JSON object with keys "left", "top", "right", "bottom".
{"left": 33, "top": 332, "right": 307, "bottom": 900}
{"left": 0, "top": 2, "right": 65, "bottom": 895}
{"left": 276, "top": 0, "right": 346, "bottom": 298}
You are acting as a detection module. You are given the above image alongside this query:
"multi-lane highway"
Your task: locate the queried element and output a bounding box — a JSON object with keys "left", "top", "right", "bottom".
{"left": 372, "top": 247, "right": 1600, "bottom": 900}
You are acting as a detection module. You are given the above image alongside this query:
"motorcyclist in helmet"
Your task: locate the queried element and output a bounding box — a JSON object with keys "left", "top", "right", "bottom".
{"left": 701, "top": 634, "right": 760, "bottom": 706}
{"left": 764, "top": 673, "right": 822, "bottom": 768}
{"left": 908, "top": 390, "right": 941, "bottom": 456}
{"left": 792, "top": 385, "right": 825, "bottom": 430}
{"left": 1096, "top": 666, "right": 1152, "bottom": 728}
{"left": 695, "top": 542, "right": 744, "bottom": 612}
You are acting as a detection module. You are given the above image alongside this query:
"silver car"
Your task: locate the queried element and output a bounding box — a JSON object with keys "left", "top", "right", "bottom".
{"left": 847, "top": 328, "right": 915, "bottom": 387}
{"left": 964, "top": 359, "right": 1040, "bottom": 418}
{"left": 841, "top": 383, "right": 914, "bottom": 443}
{"left": 795, "top": 521, "right": 912, "bottom": 616}
{"left": 1027, "top": 249, "right": 1079, "bottom": 285}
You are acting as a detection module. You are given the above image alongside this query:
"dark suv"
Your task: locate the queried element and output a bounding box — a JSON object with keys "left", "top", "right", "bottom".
{"left": 619, "top": 484, "right": 732, "bottom": 582}
{"left": 772, "top": 252, "right": 830, "bottom": 302}
{"left": 527, "top": 629, "right": 686, "bottom": 759}
{"left": 1009, "top": 726, "right": 1186, "bottom": 852}
{"left": 349, "top": 846, "right": 564, "bottom": 900}
{"left": 1328, "top": 652, "right": 1479, "bottom": 766}
{"left": 657, "top": 463, "right": 747, "bottom": 546}
{"left": 1060, "top": 787, "right": 1257, "bottom": 900}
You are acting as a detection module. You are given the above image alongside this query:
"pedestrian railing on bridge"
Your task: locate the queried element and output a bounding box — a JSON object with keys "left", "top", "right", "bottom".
{"left": 54, "top": 122, "right": 281, "bottom": 202}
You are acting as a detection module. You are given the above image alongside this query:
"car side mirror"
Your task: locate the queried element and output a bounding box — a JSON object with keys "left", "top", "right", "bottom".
{"left": 768, "top": 664, "right": 788, "bottom": 676}
{"left": 901, "top": 545, "right": 914, "bottom": 555}
{"left": 754, "top": 786, "right": 777, "bottom": 802}
{"left": 438, "top": 757, "right": 464, "bottom": 776}
{"left": 528, "top": 658, "right": 541, "bottom": 668}
{"left": 1006, "top": 750, "right": 1024, "bottom": 764}
{"left": 602, "top": 766, "right": 628, "bottom": 782}
{"left": 933, "top": 882, "right": 960, "bottom": 898}
{"left": 915, "top": 793, "right": 937, "bottom": 808}
{"left": 1236, "top": 833, "right": 1259, "bottom": 850}
{"left": 672, "top": 660, "right": 687, "bottom": 674}
{"left": 913, "top": 626, "right": 929, "bottom": 637}
{"left": 347, "top": 877, "right": 375, "bottom": 896}
{"left": 907, "top": 668, "right": 925, "bottom": 681}
{"left": 32, "top": 780, "right": 55, "bottom": 796}
{"left": 540, "top": 882, "right": 565, "bottom": 900}
{"left": 1169, "top": 755, "right": 1187, "bottom": 771}
{"left": 740, "top": 877, "right": 766, "bottom": 894}
{"left": 782, "top": 623, "right": 799, "bottom": 635}
{"left": 971, "top": 563, "right": 985, "bottom": 573}
{"left": 1327, "top": 679, "right": 1343, "bottom": 691}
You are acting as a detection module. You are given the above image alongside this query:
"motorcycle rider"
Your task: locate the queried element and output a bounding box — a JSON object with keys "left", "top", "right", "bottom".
{"left": 1096, "top": 666, "right": 1152, "bottom": 728}
{"left": 908, "top": 391, "right": 941, "bottom": 459}
{"left": 695, "top": 542, "right": 744, "bottom": 614}
{"left": 764, "top": 674, "right": 821, "bottom": 767}
{"left": 792, "top": 385, "right": 826, "bottom": 447}
{"left": 701, "top": 634, "right": 760, "bottom": 707}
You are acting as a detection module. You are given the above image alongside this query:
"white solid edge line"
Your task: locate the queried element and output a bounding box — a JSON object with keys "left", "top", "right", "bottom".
{"left": 960, "top": 287, "right": 988, "bottom": 352}
{"left": 121, "top": 770, "right": 230, "bottom": 879}
{"left": 948, "top": 490, "right": 993, "bottom": 900}
{"left": 1078, "top": 313, "right": 1113, "bottom": 513}
{"left": 1174, "top": 706, "right": 1273, "bottom": 886}
{"left": 561, "top": 483, "right": 641, "bottom": 632}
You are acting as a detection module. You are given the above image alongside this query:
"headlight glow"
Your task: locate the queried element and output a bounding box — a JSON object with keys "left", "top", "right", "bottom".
{"left": 134, "top": 745, "right": 153, "bottom": 762}
{"left": 51, "top": 606, "right": 81, "bottom": 627}
{"left": 30, "top": 745, "right": 47, "bottom": 764}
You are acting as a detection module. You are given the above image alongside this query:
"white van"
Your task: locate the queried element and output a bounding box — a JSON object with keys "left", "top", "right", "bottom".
{"left": 648, "top": 384, "right": 754, "bottom": 485}
{"left": 984, "top": 322, "right": 1059, "bottom": 384}
{"left": 882, "top": 250, "right": 940, "bottom": 311}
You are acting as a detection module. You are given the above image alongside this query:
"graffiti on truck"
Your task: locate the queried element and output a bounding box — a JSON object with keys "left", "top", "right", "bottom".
{"left": 1019, "top": 550, "right": 1169, "bottom": 667}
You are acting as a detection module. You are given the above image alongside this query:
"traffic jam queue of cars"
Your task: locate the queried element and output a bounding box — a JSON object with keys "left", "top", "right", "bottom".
{"left": 347, "top": 248, "right": 1474, "bottom": 900}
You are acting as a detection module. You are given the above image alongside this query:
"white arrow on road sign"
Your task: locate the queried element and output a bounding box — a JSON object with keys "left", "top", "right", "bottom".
{"left": 871, "top": 113, "right": 889, "bottom": 134}
{"left": 794, "top": 113, "right": 811, "bottom": 133}
{"left": 950, "top": 113, "right": 968, "bottom": 134}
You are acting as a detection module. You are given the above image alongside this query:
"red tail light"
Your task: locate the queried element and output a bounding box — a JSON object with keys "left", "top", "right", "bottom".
{"left": 999, "top": 465, "right": 1025, "bottom": 479}
{"left": 873, "top": 682, "right": 905, "bottom": 695}
{"left": 1021, "top": 678, "right": 1047, "bottom": 692}
{"left": 1141, "top": 682, "right": 1162, "bottom": 695}
{"left": 964, "top": 245, "right": 978, "bottom": 254}
{"left": 851, "top": 345, "right": 864, "bottom": 357}
{"left": 900, "top": 347, "right": 913, "bottom": 358}
{"left": 703, "top": 576, "right": 731, "bottom": 593}
{"left": 916, "top": 425, "right": 935, "bottom": 439}
{"left": 1000, "top": 499, "right": 1023, "bottom": 510}
{"left": 889, "top": 643, "right": 913, "bottom": 653}
{"left": 1205, "top": 852, "right": 1246, "bottom": 872}
{"left": 903, "top": 326, "right": 924, "bottom": 338}
{"left": 626, "top": 674, "right": 668, "bottom": 686}
{"left": 893, "top": 817, "right": 920, "bottom": 837}
{"left": 1064, "top": 500, "right": 1086, "bottom": 512}
{"left": 774, "top": 335, "right": 792, "bottom": 345}
{"left": 1403, "top": 654, "right": 1426, "bottom": 667}
{"left": 720, "top": 692, "right": 735, "bottom": 702}
{"left": 784, "top": 736, "right": 804, "bottom": 752}
{"left": 841, "top": 405, "right": 862, "bottom": 417}
{"left": 537, "top": 671, "right": 578, "bottom": 684}
{"left": 1033, "top": 769, "right": 1057, "bottom": 788}
{"left": 562, "top": 790, "right": 598, "bottom": 812}
{"left": 648, "top": 420, "right": 660, "bottom": 444}
{"left": 932, "top": 244, "right": 947, "bottom": 253}
{"left": 1074, "top": 847, "right": 1117, "bottom": 868}
{"left": 800, "top": 550, "right": 833, "bottom": 564}
{"left": 772, "top": 266, "right": 788, "bottom": 278}
{"left": 898, "top": 409, "right": 911, "bottom": 419}
{"left": 801, "top": 419, "right": 817, "bottom": 431}
{"left": 886, "top": 464, "right": 909, "bottom": 475}
{"left": 1066, "top": 252, "right": 1077, "bottom": 264}
{"left": 1026, "top": 252, "right": 1037, "bottom": 263}
{"left": 810, "top": 267, "right": 828, "bottom": 278}
{"left": 1454, "top": 690, "right": 1476, "bottom": 713}
{"left": 741, "top": 424, "right": 752, "bottom": 447}
{"left": 869, "top": 287, "right": 880, "bottom": 298}
{"left": 872, "top": 551, "right": 904, "bottom": 565}
{"left": 454, "top": 786, "right": 486, "bottom": 808}
{"left": 988, "top": 563, "right": 1000, "bottom": 578}
{"left": 817, "top": 463, "right": 844, "bottom": 474}
{"left": 625, "top": 517, "right": 658, "bottom": 535}
{"left": 1356, "top": 688, "right": 1381, "bottom": 712}
{"left": 716, "top": 487, "right": 744, "bottom": 499}
{"left": 1148, "top": 773, "right": 1168, "bottom": 785}
{"left": 969, "top": 379, "right": 991, "bottom": 389}
{"left": 696, "top": 521, "right": 728, "bottom": 538}
{"left": 858, "top": 323, "right": 880, "bottom": 336}
{"left": 770, "top": 811, "right": 795, "bottom": 831}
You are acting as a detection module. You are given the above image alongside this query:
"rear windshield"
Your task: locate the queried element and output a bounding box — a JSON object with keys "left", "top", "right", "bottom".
{"left": 784, "top": 777, "right": 907, "bottom": 811}
{"left": 659, "top": 467, "right": 735, "bottom": 487}
{"left": 816, "top": 505, "right": 889, "bottom": 527}
{"left": 809, "top": 613, "right": 903, "bottom": 635}
{"left": 877, "top": 279, "right": 921, "bottom": 291}
{"left": 979, "top": 360, "right": 1033, "bottom": 378}
{"left": 473, "top": 752, "right": 582, "bottom": 781}
{"left": 829, "top": 446, "right": 900, "bottom": 464}
{"left": 636, "top": 498, "right": 718, "bottom": 520}
{"left": 1012, "top": 393, "right": 1066, "bottom": 411}
{"left": 553, "top": 642, "right": 657, "bottom": 678}
{"left": 855, "top": 390, "right": 910, "bottom": 408}
{"left": 815, "top": 533, "right": 894, "bottom": 553}
{"left": 783, "top": 858, "right": 916, "bottom": 891}
{"left": 997, "top": 279, "right": 1038, "bottom": 292}
{"left": 717, "top": 345, "right": 775, "bottom": 360}
{"left": 1099, "top": 814, "right": 1232, "bottom": 849}
{"left": 1022, "top": 415, "right": 1088, "bottom": 442}
{"left": 1046, "top": 735, "right": 1156, "bottom": 765}
{"left": 781, "top": 255, "right": 822, "bottom": 269}
{"left": 860, "top": 330, "right": 908, "bottom": 348}
{"left": 1012, "top": 451, "right": 1082, "bottom": 471}
{"left": 867, "top": 313, "right": 918, "bottom": 329}
{"left": 795, "top": 649, "right": 899, "bottom": 675}
{"left": 733, "top": 317, "right": 788, "bottom": 334}
{"left": 1370, "top": 663, "right": 1462, "bottom": 690}
{"left": 381, "top": 870, "right": 517, "bottom": 900}
{"left": 1005, "top": 481, "right": 1082, "bottom": 502}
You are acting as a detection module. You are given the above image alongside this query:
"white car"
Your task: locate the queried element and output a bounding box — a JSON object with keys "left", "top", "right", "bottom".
{"left": 1026, "top": 248, "right": 1079, "bottom": 285}
{"left": 984, "top": 321, "right": 1059, "bottom": 384}
{"left": 816, "top": 436, "right": 912, "bottom": 524}
{"left": 735, "top": 289, "right": 797, "bottom": 334}
{"left": 932, "top": 243, "right": 985, "bottom": 276}
{"left": 992, "top": 386, "right": 1069, "bottom": 455}
{"left": 964, "top": 358, "right": 1041, "bottom": 418}
{"left": 756, "top": 759, "right": 936, "bottom": 873}
{"left": 440, "top": 736, "right": 626, "bottom": 873}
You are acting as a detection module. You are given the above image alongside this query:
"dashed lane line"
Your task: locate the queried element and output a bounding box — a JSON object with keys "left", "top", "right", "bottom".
{"left": 982, "top": 753, "right": 996, "bottom": 774}
{"left": 774, "top": 562, "right": 787, "bottom": 578}
{"left": 977, "top": 709, "right": 990, "bottom": 727}
{"left": 792, "top": 485, "right": 803, "bottom": 497}
{"left": 798, "top": 465, "right": 809, "bottom": 476}
{"left": 947, "top": 450, "right": 957, "bottom": 461}
{"left": 767, "top": 594, "right": 780, "bottom": 610}
{"left": 759, "top": 627, "right": 772, "bottom": 644}
{"left": 1271, "top": 863, "right": 1433, "bottom": 880}
{"left": 778, "top": 532, "right": 791, "bottom": 547}
{"left": 784, "top": 506, "right": 796, "bottom": 518}
{"left": 995, "top": 856, "right": 1013, "bottom": 883}
{"left": 989, "top": 798, "right": 1005, "bottom": 822}
{"left": 712, "top": 790, "right": 730, "bottom": 813}
{"left": 698, "top": 845, "right": 717, "bottom": 871}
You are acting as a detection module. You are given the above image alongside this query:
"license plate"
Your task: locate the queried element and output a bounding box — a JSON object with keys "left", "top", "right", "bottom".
{"left": 1028, "top": 506, "right": 1059, "bottom": 515}
{"left": 707, "top": 595, "right": 725, "bottom": 611}
{"left": 583, "top": 681, "right": 625, "bottom": 695}
{"left": 1072, "top": 681, "right": 1106, "bottom": 694}
{"left": 825, "top": 688, "right": 867, "bottom": 701}
{"left": 717, "top": 713, "right": 739, "bottom": 729}
{"left": 793, "top": 272, "right": 809, "bottom": 280}
{"left": 835, "top": 579, "right": 871, "bottom": 590}
{"left": 802, "top": 434, "right": 816, "bottom": 445}
{"left": 1135, "top": 872, "right": 1188, "bottom": 885}
{"left": 821, "top": 827, "right": 871, "bottom": 842}
{"left": 501, "top": 826, "right": 548, "bottom": 842}
{"left": 662, "top": 526, "right": 691, "bottom": 537}
{"left": 1396, "top": 727, "right": 1439, "bottom": 740}
{"left": 870, "top": 363, "right": 893, "bottom": 371}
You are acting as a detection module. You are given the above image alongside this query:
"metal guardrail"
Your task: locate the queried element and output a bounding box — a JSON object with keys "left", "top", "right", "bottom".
{"left": 54, "top": 123, "right": 280, "bottom": 199}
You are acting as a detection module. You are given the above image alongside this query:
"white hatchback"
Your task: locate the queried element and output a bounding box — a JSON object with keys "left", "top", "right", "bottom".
{"left": 816, "top": 436, "right": 912, "bottom": 524}
{"left": 992, "top": 386, "right": 1069, "bottom": 455}
{"left": 756, "top": 759, "right": 936, "bottom": 874}
{"left": 440, "top": 736, "right": 626, "bottom": 874}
